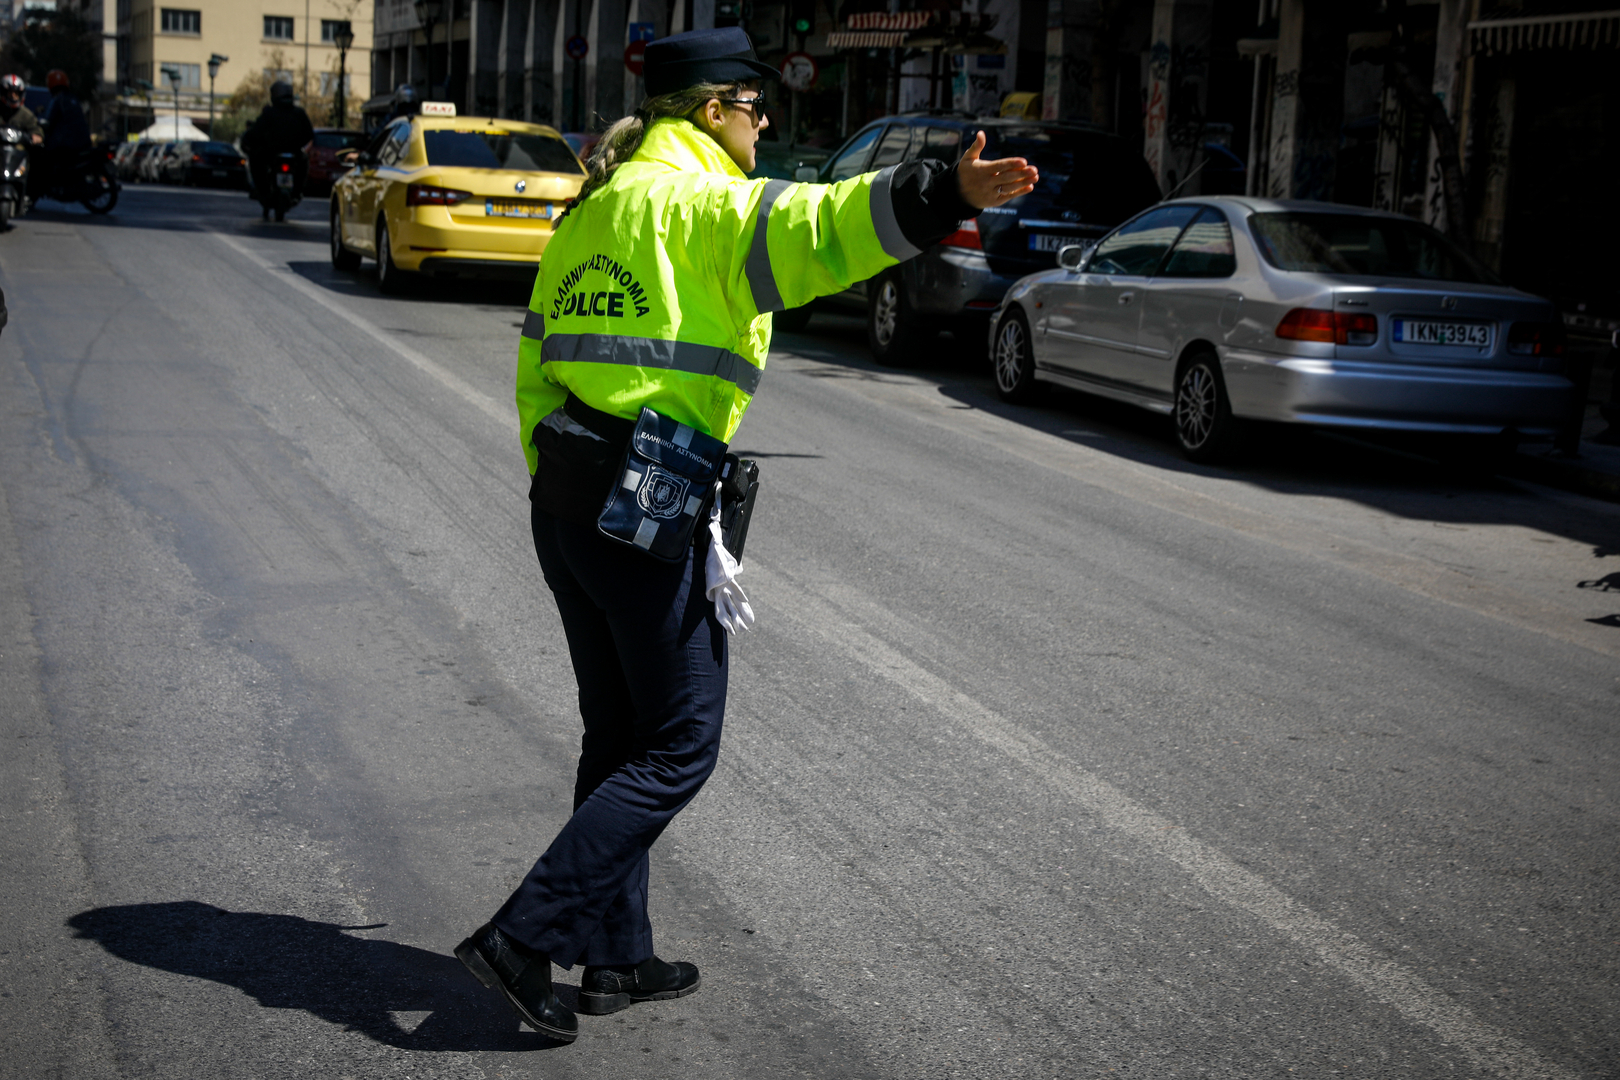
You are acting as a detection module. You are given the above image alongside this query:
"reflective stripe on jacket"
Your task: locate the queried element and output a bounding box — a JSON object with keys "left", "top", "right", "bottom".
{"left": 516, "top": 117, "right": 923, "bottom": 473}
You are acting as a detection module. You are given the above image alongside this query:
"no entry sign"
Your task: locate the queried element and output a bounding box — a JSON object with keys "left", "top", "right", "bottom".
{"left": 780, "top": 52, "right": 818, "bottom": 92}
{"left": 624, "top": 39, "right": 646, "bottom": 75}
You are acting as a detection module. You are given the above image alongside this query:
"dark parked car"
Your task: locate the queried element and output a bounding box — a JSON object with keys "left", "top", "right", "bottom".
{"left": 162, "top": 140, "right": 248, "bottom": 187}
{"left": 777, "top": 114, "right": 1163, "bottom": 364}
{"left": 307, "top": 128, "right": 365, "bottom": 195}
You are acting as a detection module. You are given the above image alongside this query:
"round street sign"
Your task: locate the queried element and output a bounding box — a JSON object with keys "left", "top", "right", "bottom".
{"left": 565, "top": 35, "right": 589, "bottom": 60}
{"left": 780, "top": 52, "right": 818, "bottom": 92}
{"left": 624, "top": 39, "right": 646, "bottom": 75}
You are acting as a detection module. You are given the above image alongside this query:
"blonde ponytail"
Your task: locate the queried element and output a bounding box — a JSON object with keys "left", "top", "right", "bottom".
{"left": 563, "top": 81, "right": 745, "bottom": 215}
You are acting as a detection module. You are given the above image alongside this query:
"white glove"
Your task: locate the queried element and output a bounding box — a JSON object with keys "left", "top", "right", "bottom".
{"left": 705, "top": 485, "right": 755, "bottom": 634}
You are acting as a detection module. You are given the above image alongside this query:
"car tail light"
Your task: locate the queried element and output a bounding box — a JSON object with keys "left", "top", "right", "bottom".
{"left": 191, "top": 154, "right": 202, "bottom": 162}
{"left": 1276, "top": 308, "right": 1378, "bottom": 346}
{"left": 1507, "top": 321, "right": 1565, "bottom": 357}
{"left": 940, "top": 218, "right": 981, "bottom": 250}
{"left": 406, "top": 183, "right": 474, "bottom": 207}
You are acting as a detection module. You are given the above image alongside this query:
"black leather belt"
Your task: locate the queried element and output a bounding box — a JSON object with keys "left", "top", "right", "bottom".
{"left": 563, "top": 391, "right": 635, "bottom": 447}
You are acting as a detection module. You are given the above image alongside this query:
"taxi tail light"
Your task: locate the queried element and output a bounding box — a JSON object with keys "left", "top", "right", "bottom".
{"left": 1276, "top": 308, "right": 1378, "bottom": 346}
{"left": 406, "top": 183, "right": 474, "bottom": 207}
{"left": 941, "top": 218, "right": 981, "bottom": 250}
{"left": 1507, "top": 321, "right": 1566, "bottom": 357}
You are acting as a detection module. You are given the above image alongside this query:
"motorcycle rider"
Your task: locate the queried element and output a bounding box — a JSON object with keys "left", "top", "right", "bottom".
{"left": 242, "top": 80, "right": 314, "bottom": 216}
{"left": 33, "top": 69, "right": 90, "bottom": 199}
{"left": 1, "top": 75, "right": 43, "bottom": 145}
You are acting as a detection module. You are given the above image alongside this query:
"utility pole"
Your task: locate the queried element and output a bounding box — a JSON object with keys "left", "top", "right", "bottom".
{"left": 161, "top": 65, "right": 181, "bottom": 137}
{"left": 333, "top": 23, "right": 354, "bottom": 127}
{"left": 207, "top": 54, "right": 228, "bottom": 133}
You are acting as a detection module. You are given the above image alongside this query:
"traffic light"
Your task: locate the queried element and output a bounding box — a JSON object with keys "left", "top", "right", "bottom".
{"left": 790, "top": 0, "right": 814, "bottom": 37}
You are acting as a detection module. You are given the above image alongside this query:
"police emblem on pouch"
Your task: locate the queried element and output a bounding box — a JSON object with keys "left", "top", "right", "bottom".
{"left": 598, "top": 408, "right": 728, "bottom": 563}
{"left": 637, "top": 466, "right": 690, "bottom": 520}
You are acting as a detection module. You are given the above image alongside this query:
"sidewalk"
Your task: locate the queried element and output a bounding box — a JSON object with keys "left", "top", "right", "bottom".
{"left": 1503, "top": 340, "right": 1620, "bottom": 503}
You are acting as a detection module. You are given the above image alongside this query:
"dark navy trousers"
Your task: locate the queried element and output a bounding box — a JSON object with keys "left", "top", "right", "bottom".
{"left": 492, "top": 503, "right": 727, "bottom": 970}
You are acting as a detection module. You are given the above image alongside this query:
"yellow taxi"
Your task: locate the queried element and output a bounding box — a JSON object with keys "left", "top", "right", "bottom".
{"left": 329, "top": 104, "right": 585, "bottom": 293}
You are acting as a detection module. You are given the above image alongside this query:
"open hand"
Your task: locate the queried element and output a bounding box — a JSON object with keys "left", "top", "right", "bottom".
{"left": 956, "top": 131, "right": 1039, "bottom": 209}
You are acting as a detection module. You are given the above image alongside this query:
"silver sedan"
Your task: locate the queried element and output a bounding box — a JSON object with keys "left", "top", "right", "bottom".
{"left": 987, "top": 196, "right": 1574, "bottom": 461}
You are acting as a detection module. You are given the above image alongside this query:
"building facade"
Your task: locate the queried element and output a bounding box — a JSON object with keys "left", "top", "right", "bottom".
{"left": 117, "top": 0, "right": 372, "bottom": 133}
{"left": 390, "top": 0, "right": 1615, "bottom": 321}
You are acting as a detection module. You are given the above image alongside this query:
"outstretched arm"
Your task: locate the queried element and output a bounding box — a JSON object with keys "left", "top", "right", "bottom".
{"left": 955, "top": 130, "right": 1039, "bottom": 209}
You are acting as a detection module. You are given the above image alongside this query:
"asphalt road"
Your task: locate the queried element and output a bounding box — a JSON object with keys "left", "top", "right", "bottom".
{"left": 1, "top": 185, "right": 1616, "bottom": 1080}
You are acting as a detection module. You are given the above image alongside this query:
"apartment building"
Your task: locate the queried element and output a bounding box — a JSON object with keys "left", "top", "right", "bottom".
{"left": 119, "top": 0, "right": 372, "bottom": 131}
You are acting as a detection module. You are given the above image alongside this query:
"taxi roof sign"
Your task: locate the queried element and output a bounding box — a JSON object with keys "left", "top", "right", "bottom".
{"left": 421, "top": 101, "right": 456, "bottom": 116}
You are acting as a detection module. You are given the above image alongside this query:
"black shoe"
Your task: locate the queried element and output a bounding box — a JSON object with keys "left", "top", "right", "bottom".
{"left": 455, "top": 923, "right": 579, "bottom": 1042}
{"left": 578, "top": 956, "right": 701, "bottom": 1015}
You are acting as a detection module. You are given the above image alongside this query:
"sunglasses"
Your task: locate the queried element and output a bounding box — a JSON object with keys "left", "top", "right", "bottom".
{"left": 716, "top": 95, "right": 768, "bottom": 123}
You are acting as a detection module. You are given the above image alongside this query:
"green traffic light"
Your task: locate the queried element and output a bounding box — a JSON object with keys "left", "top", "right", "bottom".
{"left": 793, "top": 17, "right": 811, "bottom": 32}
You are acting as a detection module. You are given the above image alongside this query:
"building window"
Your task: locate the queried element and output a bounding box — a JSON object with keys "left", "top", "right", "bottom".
{"left": 264, "top": 15, "right": 294, "bottom": 41}
{"left": 319, "top": 19, "right": 350, "bottom": 43}
{"left": 160, "top": 8, "right": 200, "bottom": 34}
{"left": 318, "top": 72, "right": 350, "bottom": 96}
{"left": 160, "top": 62, "right": 201, "bottom": 89}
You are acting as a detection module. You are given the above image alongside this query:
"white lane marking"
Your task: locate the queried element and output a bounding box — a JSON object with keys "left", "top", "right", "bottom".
{"left": 199, "top": 246, "right": 1575, "bottom": 1075}
{"left": 210, "top": 231, "right": 515, "bottom": 429}
{"left": 753, "top": 565, "right": 1580, "bottom": 1080}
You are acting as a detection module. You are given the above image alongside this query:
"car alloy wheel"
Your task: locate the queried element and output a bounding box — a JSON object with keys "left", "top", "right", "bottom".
{"left": 993, "top": 310, "right": 1041, "bottom": 404}
{"left": 1174, "top": 352, "right": 1240, "bottom": 463}
{"left": 866, "top": 268, "right": 930, "bottom": 367}
{"left": 330, "top": 202, "right": 361, "bottom": 271}
{"left": 376, "top": 215, "right": 408, "bottom": 295}
{"left": 872, "top": 278, "right": 900, "bottom": 348}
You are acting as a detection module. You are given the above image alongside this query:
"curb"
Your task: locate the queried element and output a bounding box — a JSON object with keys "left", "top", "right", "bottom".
{"left": 1503, "top": 450, "right": 1620, "bottom": 504}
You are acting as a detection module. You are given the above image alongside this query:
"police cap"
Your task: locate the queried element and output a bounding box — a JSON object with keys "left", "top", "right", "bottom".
{"left": 643, "top": 28, "right": 780, "bottom": 97}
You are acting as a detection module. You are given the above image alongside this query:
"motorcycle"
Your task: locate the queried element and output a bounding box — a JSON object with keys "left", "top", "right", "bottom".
{"left": 0, "top": 127, "right": 28, "bottom": 227}
{"left": 253, "top": 150, "right": 303, "bottom": 221}
{"left": 38, "top": 143, "right": 118, "bottom": 215}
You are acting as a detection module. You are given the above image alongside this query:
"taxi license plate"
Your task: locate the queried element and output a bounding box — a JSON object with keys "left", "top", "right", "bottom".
{"left": 487, "top": 198, "right": 551, "bottom": 219}
{"left": 1028, "top": 233, "right": 1070, "bottom": 252}
{"left": 1392, "top": 318, "right": 1492, "bottom": 347}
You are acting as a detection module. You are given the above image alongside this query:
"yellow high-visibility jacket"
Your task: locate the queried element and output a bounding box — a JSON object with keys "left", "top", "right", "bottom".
{"left": 516, "top": 116, "right": 936, "bottom": 474}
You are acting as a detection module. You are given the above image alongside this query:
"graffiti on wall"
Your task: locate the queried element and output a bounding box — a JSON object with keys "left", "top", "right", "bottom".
{"left": 1144, "top": 38, "right": 1208, "bottom": 189}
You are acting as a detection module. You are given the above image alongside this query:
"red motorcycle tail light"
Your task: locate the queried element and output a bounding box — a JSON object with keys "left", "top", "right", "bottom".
{"left": 405, "top": 183, "right": 474, "bottom": 207}
{"left": 1276, "top": 308, "right": 1379, "bottom": 346}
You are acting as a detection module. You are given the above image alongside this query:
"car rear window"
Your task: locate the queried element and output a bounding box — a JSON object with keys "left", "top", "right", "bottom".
{"left": 1249, "top": 212, "right": 1499, "bottom": 284}
{"left": 196, "top": 141, "right": 238, "bottom": 155}
{"left": 423, "top": 129, "right": 583, "bottom": 174}
{"left": 982, "top": 126, "right": 1161, "bottom": 223}
{"left": 313, "top": 131, "right": 365, "bottom": 150}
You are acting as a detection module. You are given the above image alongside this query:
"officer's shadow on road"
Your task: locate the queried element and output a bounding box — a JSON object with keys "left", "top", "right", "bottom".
{"left": 68, "top": 900, "right": 570, "bottom": 1052}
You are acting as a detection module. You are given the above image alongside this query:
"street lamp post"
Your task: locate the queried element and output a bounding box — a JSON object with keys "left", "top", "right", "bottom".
{"left": 332, "top": 23, "right": 354, "bottom": 128}
{"left": 413, "top": 0, "right": 443, "bottom": 100}
{"left": 207, "top": 53, "right": 228, "bottom": 133}
{"left": 161, "top": 64, "right": 181, "bottom": 138}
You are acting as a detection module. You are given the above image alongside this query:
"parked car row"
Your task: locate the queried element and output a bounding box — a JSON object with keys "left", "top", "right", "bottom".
{"left": 765, "top": 111, "right": 1574, "bottom": 465}
{"left": 114, "top": 139, "right": 248, "bottom": 187}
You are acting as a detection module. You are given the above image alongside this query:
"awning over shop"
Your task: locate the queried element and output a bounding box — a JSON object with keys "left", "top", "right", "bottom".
{"left": 1469, "top": 9, "right": 1620, "bottom": 56}
{"left": 847, "top": 11, "right": 932, "bottom": 31}
{"left": 827, "top": 11, "right": 1001, "bottom": 54}
{"left": 826, "top": 30, "right": 910, "bottom": 48}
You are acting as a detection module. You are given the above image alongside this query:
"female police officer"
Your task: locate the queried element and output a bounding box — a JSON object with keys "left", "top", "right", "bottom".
{"left": 456, "top": 27, "right": 1037, "bottom": 1042}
